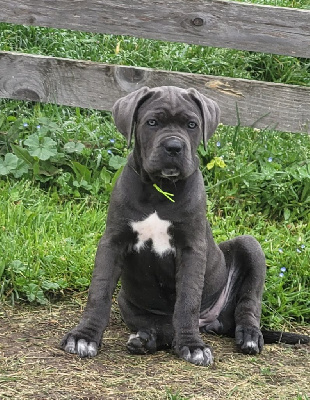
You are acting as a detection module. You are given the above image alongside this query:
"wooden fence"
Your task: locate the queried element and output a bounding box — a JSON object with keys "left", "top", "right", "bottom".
{"left": 0, "top": 0, "right": 309, "bottom": 133}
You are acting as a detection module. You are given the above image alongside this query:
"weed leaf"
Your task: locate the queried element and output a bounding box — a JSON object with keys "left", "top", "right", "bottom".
{"left": 99, "top": 167, "right": 112, "bottom": 186}
{"left": 0, "top": 153, "right": 18, "bottom": 175}
{"left": 24, "top": 134, "right": 57, "bottom": 161}
{"left": 71, "top": 161, "right": 92, "bottom": 183}
{"left": 12, "top": 159, "right": 29, "bottom": 178}
{"left": 11, "top": 144, "right": 34, "bottom": 166}
{"left": 64, "top": 141, "right": 85, "bottom": 154}
{"left": 109, "top": 166, "right": 124, "bottom": 190}
{"left": 39, "top": 161, "right": 61, "bottom": 176}
{"left": 108, "top": 155, "right": 127, "bottom": 170}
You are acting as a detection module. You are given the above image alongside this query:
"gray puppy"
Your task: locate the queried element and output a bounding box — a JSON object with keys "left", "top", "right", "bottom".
{"left": 61, "top": 86, "right": 309, "bottom": 366}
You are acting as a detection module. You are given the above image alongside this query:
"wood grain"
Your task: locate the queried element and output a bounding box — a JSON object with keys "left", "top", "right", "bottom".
{"left": 1, "top": 51, "right": 309, "bottom": 133}
{"left": 0, "top": 0, "right": 309, "bottom": 58}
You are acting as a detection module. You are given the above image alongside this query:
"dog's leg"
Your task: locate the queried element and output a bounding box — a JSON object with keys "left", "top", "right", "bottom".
{"left": 173, "top": 242, "right": 214, "bottom": 366}
{"left": 60, "top": 234, "right": 123, "bottom": 357}
{"left": 221, "top": 235, "right": 266, "bottom": 355}
{"left": 118, "top": 289, "right": 174, "bottom": 354}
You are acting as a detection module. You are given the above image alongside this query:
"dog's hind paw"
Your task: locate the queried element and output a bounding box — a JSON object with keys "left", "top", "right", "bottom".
{"left": 235, "top": 325, "right": 264, "bottom": 355}
{"left": 178, "top": 346, "right": 214, "bottom": 366}
{"left": 61, "top": 334, "right": 98, "bottom": 358}
{"left": 126, "top": 330, "right": 157, "bottom": 354}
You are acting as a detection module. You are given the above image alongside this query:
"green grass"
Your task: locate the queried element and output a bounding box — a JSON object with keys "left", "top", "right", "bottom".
{"left": 237, "top": 0, "right": 310, "bottom": 8}
{"left": 0, "top": 180, "right": 107, "bottom": 304}
{"left": 0, "top": 0, "right": 309, "bottom": 328}
{"left": 0, "top": 173, "right": 309, "bottom": 326}
{"left": 0, "top": 22, "right": 309, "bottom": 86}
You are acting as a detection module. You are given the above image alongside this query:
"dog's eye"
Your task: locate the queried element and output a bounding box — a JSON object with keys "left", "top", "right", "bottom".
{"left": 147, "top": 119, "right": 158, "bottom": 127}
{"left": 188, "top": 121, "right": 197, "bottom": 129}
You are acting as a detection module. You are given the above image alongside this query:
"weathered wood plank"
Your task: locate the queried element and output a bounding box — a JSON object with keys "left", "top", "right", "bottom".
{"left": 0, "top": 0, "right": 309, "bottom": 58}
{"left": 0, "top": 51, "right": 309, "bottom": 133}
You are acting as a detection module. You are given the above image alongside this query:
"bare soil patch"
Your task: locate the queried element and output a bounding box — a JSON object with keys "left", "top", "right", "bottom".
{"left": 0, "top": 298, "right": 309, "bottom": 400}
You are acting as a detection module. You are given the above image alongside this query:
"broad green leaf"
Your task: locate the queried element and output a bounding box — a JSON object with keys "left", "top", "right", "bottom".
{"left": 25, "top": 283, "right": 48, "bottom": 305}
{"left": 11, "top": 144, "right": 35, "bottom": 166}
{"left": 35, "top": 174, "right": 54, "bottom": 183}
{"left": 108, "top": 155, "right": 127, "bottom": 170}
{"left": 64, "top": 141, "right": 85, "bottom": 154}
{"left": 39, "top": 161, "right": 61, "bottom": 176}
{"left": 7, "top": 118, "right": 23, "bottom": 142}
{"left": 37, "top": 117, "right": 61, "bottom": 132}
{"left": 9, "top": 260, "right": 26, "bottom": 273}
{"left": 100, "top": 167, "right": 112, "bottom": 186}
{"left": 72, "top": 179, "right": 92, "bottom": 190}
{"left": 71, "top": 161, "right": 92, "bottom": 183}
{"left": 0, "top": 153, "right": 18, "bottom": 175}
{"left": 42, "top": 281, "right": 60, "bottom": 291}
{"left": 24, "top": 134, "right": 57, "bottom": 161}
{"left": 12, "top": 159, "right": 29, "bottom": 178}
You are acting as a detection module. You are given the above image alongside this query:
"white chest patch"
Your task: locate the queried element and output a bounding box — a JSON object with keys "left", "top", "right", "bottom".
{"left": 130, "top": 212, "right": 175, "bottom": 257}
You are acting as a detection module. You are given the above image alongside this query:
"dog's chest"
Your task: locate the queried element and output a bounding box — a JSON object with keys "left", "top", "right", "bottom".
{"left": 130, "top": 212, "right": 175, "bottom": 257}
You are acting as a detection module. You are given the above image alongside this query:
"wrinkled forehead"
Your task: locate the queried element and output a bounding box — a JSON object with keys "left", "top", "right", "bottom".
{"left": 137, "top": 87, "right": 202, "bottom": 122}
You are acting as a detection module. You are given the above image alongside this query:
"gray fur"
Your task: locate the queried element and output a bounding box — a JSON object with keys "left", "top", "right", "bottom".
{"left": 61, "top": 86, "right": 268, "bottom": 366}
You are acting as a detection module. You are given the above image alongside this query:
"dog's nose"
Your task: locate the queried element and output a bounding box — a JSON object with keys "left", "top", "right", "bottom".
{"left": 163, "top": 137, "right": 184, "bottom": 156}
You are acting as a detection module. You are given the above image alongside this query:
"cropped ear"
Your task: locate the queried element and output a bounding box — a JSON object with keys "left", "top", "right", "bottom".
{"left": 112, "top": 87, "right": 152, "bottom": 147}
{"left": 187, "top": 88, "right": 221, "bottom": 149}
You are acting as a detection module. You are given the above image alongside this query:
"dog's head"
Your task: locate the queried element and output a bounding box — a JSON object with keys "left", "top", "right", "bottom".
{"left": 112, "top": 86, "right": 220, "bottom": 182}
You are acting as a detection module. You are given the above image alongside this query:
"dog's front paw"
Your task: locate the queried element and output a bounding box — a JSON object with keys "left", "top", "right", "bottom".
{"left": 235, "top": 325, "right": 264, "bottom": 355}
{"left": 176, "top": 345, "right": 214, "bottom": 366}
{"left": 60, "top": 332, "right": 98, "bottom": 358}
{"left": 126, "top": 330, "right": 157, "bottom": 354}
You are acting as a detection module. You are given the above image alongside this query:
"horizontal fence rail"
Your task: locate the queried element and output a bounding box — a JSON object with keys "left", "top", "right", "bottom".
{"left": 0, "top": 51, "right": 309, "bottom": 133}
{"left": 0, "top": 0, "right": 310, "bottom": 58}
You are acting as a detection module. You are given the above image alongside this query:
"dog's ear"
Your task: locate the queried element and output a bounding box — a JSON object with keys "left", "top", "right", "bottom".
{"left": 112, "top": 87, "right": 152, "bottom": 147}
{"left": 187, "top": 89, "right": 221, "bottom": 149}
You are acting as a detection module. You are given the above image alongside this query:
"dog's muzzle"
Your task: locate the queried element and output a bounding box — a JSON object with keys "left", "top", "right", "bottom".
{"left": 160, "top": 136, "right": 185, "bottom": 178}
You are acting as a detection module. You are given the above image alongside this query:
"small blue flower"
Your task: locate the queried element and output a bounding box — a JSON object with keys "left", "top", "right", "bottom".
{"left": 110, "top": 139, "right": 116, "bottom": 143}
{"left": 36, "top": 125, "right": 41, "bottom": 129}
{"left": 23, "top": 122, "right": 28, "bottom": 127}
{"left": 279, "top": 272, "right": 284, "bottom": 278}
{"left": 301, "top": 244, "right": 305, "bottom": 249}
{"left": 216, "top": 141, "right": 221, "bottom": 147}
{"left": 268, "top": 157, "right": 273, "bottom": 162}
{"left": 278, "top": 248, "right": 283, "bottom": 253}
{"left": 297, "top": 248, "right": 301, "bottom": 253}
{"left": 99, "top": 136, "right": 104, "bottom": 140}
{"left": 107, "top": 150, "right": 113, "bottom": 155}
{"left": 280, "top": 267, "right": 286, "bottom": 272}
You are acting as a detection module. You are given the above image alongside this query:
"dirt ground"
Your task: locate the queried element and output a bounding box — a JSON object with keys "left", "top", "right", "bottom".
{"left": 0, "top": 297, "right": 309, "bottom": 400}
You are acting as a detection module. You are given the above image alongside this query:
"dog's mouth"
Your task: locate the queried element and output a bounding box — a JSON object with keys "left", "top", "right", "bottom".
{"left": 160, "top": 168, "right": 180, "bottom": 178}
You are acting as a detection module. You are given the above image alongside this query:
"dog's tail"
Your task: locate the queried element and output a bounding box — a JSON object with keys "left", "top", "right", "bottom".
{"left": 261, "top": 328, "right": 309, "bottom": 345}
